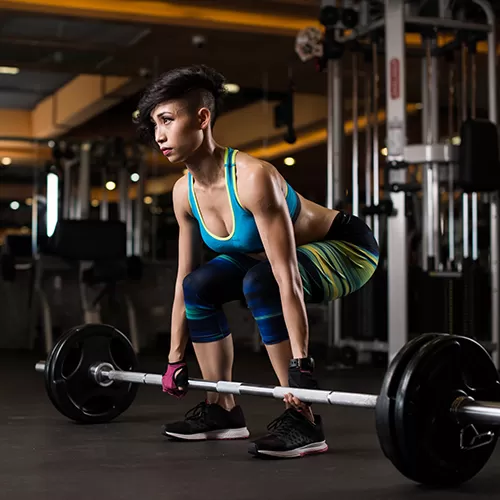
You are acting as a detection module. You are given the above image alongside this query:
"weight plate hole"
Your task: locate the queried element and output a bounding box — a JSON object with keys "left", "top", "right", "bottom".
{"left": 61, "top": 345, "right": 83, "bottom": 380}
{"left": 109, "top": 337, "right": 136, "bottom": 371}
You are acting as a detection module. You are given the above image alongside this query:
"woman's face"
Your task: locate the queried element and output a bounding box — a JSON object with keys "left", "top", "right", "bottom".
{"left": 151, "top": 99, "right": 209, "bottom": 163}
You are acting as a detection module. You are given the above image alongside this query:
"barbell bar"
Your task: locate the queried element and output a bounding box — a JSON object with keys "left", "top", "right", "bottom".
{"left": 36, "top": 360, "right": 379, "bottom": 408}
{"left": 34, "top": 359, "right": 500, "bottom": 426}
{"left": 36, "top": 323, "right": 500, "bottom": 487}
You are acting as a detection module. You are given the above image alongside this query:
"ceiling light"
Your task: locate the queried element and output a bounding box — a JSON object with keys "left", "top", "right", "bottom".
{"left": 105, "top": 181, "right": 116, "bottom": 191}
{"left": 381, "top": 147, "right": 388, "bottom": 156}
{"left": 10, "top": 201, "right": 20, "bottom": 210}
{"left": 25, "top": 197, "right": 33, "bottom": 206}
{"left": 451, "top": 136, "right": 461, "bottom": 145}
{"left": 284, "top": 157, "right": 295, "bottom": 166}
{"left": 1, "top": 157, "right": 12, "bottom": 166}
{"left": 144, "top": 196, "right": 153, "bottom": 205}
{"left": 91, "top": 199, "right": 100, "bottom": 207}
{"left": 224, "top": 83, "right": 240, "bottom": 94}
{"left": 130, "top": 173, "right": 140, "bottom": 182}
{"left": 0, "top": 66, "right": 19, "bottom": 75}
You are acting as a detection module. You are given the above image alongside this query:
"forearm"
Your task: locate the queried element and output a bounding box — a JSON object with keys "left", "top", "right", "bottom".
{"left": 168, "top": 285, "right": 190, "bottom": 362}
{"left": 279, "top": 280, "right": 309, "bottom": 359}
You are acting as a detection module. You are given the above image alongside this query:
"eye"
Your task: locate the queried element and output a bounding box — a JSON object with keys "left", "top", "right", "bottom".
{"left": 162, "top": 117, "right": 172, "bottom": 124}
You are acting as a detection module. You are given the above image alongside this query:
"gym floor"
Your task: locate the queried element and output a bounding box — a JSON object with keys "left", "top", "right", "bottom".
{"left": 2, "top": 349, "right": 500, "bottom": 500}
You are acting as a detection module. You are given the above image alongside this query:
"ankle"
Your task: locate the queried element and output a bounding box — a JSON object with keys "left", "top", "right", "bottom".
{"left": 206, "top": 394, "right": 235, "bottom": 411}
{"left": 218, "top": 395, "right": 236, "bottom": 411}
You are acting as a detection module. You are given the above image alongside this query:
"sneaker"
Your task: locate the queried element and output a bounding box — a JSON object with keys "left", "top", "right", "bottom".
{"left": 162, "top": 401, "right": 250, "bottom": 441}
{"left": 248, "top": 408, "right": 328, "bottom": 458}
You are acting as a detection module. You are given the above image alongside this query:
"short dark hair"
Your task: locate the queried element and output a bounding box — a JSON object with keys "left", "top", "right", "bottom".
{"left": 135, "top": 64, "right": 227, "bottom": 144}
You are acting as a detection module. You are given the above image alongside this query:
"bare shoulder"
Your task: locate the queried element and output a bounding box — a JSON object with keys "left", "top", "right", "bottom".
{"left": 172, "top": 174, "right": 192, "bottom": 218}
{"left": 234, "top": 151, "right": 286, "bottom": 210}
{"left": 234, "top": 151, "right": 282, "bottom": 190}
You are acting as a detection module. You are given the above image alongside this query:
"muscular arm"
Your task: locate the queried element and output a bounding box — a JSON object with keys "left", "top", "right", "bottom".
{"left": 240, "top": 163, "right": 309, "bottom": 359}
{"left": 169, "top": 177, "right": 202, "bottom": 362}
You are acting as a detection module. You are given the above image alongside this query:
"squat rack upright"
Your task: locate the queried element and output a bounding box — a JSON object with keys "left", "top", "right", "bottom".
{"left": 319, "top": 0, "right": 498, "bottom": 365}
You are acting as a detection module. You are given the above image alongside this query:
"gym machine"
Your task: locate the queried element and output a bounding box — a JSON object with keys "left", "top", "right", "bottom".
{"left": 295, "top": 0, "right": 500, "bottom": 366}
{"left": 28, "top": 138, "right": 146, "bottom": 354}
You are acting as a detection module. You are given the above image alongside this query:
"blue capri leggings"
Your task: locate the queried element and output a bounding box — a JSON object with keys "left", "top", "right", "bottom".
{"left": 182, "top": 212, "right": 379, "bottom": 345}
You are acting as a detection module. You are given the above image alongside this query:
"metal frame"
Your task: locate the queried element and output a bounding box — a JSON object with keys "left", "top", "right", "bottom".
{"left": 384, "top": 0, "right": 408, "bottom": 361}
{"left": 472, "top": 0, "right": 499, "bottom": 367}
{"left": 326, "top": 57, "right": 343, "bottom": 351}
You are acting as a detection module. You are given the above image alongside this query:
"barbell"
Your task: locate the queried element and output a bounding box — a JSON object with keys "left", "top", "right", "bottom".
{"left": 36, "top": 324, "right": 500, "bottom": 488}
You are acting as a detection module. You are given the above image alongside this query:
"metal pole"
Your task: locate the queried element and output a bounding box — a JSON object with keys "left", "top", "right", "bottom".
{"left": 429, "top": 37, "right": 441, "bottom": 271}
{"left": 33, "top": 360, "right": 500, "bottom": 426}
{"left": 471, "top": 0, "right": 498, "bottom": 367}
{"left": 364, "top": 58, "right": 373, "bottom": 229}
{"left": 421, "top": 57, "right": 430, "bottom": 271}
{"left": 372, "top": 41, "right": 380, "bottom": 243}
{"left": 76, "top": 142, "right": 92, "bottom": 220}
{"left": 34, "top": 361, "right": 378, "bottom": 408}
{"left": 470, "top": 49, "right": 478, "bottom": 261}
{"left": 327, "top": 57, "right": 343, "bottom": 351}
{"left": 447, "top": 59, "right": 456, "bottom": 267}
{"left": 385, "top": 0, "right": 408, "bottom": 361}
{"left": 100, "top": 166, "right": 109, "bottom": 221}
{"left": 31, "top": 171, "right": 40, "bottom": 256}
{"left": 62, "top": 159, "right": 72, "bottom": 219}
{"left": 461, "top": 43, "right": 470, "bottom": 262}
{"left": 133, "top": 156, "right": 146, "bottom": 257}
{"left": 118, "top": 168, "right": 133, "bottom": 256}
{"left": 352, "top": 52, "right": 360, "bottom": 216}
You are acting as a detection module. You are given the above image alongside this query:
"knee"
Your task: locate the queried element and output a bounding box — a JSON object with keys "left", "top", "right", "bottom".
{"left": 242, "top": 263, "right": 279, "bottom": 301}
{"left": 182, "top": 266, "right": 218, "bottom": 303}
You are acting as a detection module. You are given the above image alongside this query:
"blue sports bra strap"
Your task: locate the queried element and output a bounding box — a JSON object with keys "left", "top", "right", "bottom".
{"left": 187, "top": 172, "right": 199, "bottom": 219}
{"left": 224, "top": 147, "right": 232, "bottom": 168}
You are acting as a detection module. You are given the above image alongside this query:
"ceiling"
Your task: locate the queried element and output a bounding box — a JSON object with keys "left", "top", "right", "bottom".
{"left": 0, "top": 0, "right": 497, "bottom": 208}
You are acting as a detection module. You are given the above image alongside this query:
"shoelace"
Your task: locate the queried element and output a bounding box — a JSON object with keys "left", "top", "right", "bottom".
{"left": 184, "top": 401, "right": 209, "bottom": 421}
{"left": 266, "top": 410, "right": 298, "bottom": 437}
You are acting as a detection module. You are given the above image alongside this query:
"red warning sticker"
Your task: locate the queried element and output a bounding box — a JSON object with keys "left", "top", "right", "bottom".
{"left": 390, "top": 58, "right": 400, "bottom": 100}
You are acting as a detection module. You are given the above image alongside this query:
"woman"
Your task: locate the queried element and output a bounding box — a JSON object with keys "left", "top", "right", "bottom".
{"left": 135, "top": 64, "right": 379, "bottom": 459}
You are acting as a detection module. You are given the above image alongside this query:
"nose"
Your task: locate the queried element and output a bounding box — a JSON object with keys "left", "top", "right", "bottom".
{"left": 155, "top": 126, "right": 166, "bottom": 146}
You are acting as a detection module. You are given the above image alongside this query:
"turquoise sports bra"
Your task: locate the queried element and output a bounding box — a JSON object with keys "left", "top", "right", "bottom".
{"left": 187, "top": 147, "right": 301, "bottom": 254}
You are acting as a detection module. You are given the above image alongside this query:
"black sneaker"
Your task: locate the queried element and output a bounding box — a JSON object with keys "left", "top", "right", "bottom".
{"left": 248, "top": 408, "right": 328, "bottom": 458}
{"left": 162, "top": 401, "right": 250, "bottom": 441}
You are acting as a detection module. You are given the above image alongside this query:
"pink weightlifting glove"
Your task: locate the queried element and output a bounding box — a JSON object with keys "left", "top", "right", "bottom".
{"left": 162, "top": 360, "right": 189, "bottom": 398}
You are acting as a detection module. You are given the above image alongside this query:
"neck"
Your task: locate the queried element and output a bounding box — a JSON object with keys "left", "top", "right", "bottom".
{"left": 185, "top": 136, "right": 226, "bottom": 187}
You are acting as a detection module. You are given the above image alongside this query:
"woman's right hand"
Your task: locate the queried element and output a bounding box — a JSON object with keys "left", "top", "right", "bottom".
{"left": 162, "top": 359, "right": 189, "bottom": 398}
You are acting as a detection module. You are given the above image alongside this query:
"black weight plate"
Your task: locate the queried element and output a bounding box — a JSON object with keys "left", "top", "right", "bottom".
{"left": 375, "top": 333, "right": 443, "bottom": 474}
{"left": 395, "top": 335, "right": 500, "bottom": 487}
{"left": 44, "top": 325, "right": 80, "bottom": 420}
{"left": 45, "top": 323, "right": 139, "bottom": 424}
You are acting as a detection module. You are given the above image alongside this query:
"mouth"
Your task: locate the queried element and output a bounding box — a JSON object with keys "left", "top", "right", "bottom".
{"left": 161, "top": 148, "right": 173, "bottom": 157}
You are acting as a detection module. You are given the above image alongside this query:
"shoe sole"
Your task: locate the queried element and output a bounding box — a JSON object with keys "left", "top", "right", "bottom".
{"left": 163, "top": 427, "right": 250, "bottom": 441}
{"left": 248, "top": 440, "right": 328, "bottom": 458}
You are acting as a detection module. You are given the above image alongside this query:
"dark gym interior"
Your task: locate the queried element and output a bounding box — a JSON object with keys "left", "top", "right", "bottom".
{"left": 2, "top": 0, "right": 500, "bottom": 498}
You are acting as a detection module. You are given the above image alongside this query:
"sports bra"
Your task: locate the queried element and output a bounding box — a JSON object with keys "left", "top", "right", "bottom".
{"left": 187, "top": 147, "right": 301, "bottom": 254}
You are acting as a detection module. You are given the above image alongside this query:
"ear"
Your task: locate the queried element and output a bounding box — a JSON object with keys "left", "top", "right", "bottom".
{"left": 198, "top": 107, "right": 211, "bottom": 130}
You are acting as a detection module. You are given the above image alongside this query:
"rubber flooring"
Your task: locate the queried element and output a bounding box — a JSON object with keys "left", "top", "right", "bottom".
{"left": 1, "top": 348, "right": 500, "bottom": 500}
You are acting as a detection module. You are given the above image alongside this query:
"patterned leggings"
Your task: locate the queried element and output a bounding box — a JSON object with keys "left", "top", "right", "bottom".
{"left": 182, "top": 212, "right": 379, "bottom": 345}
